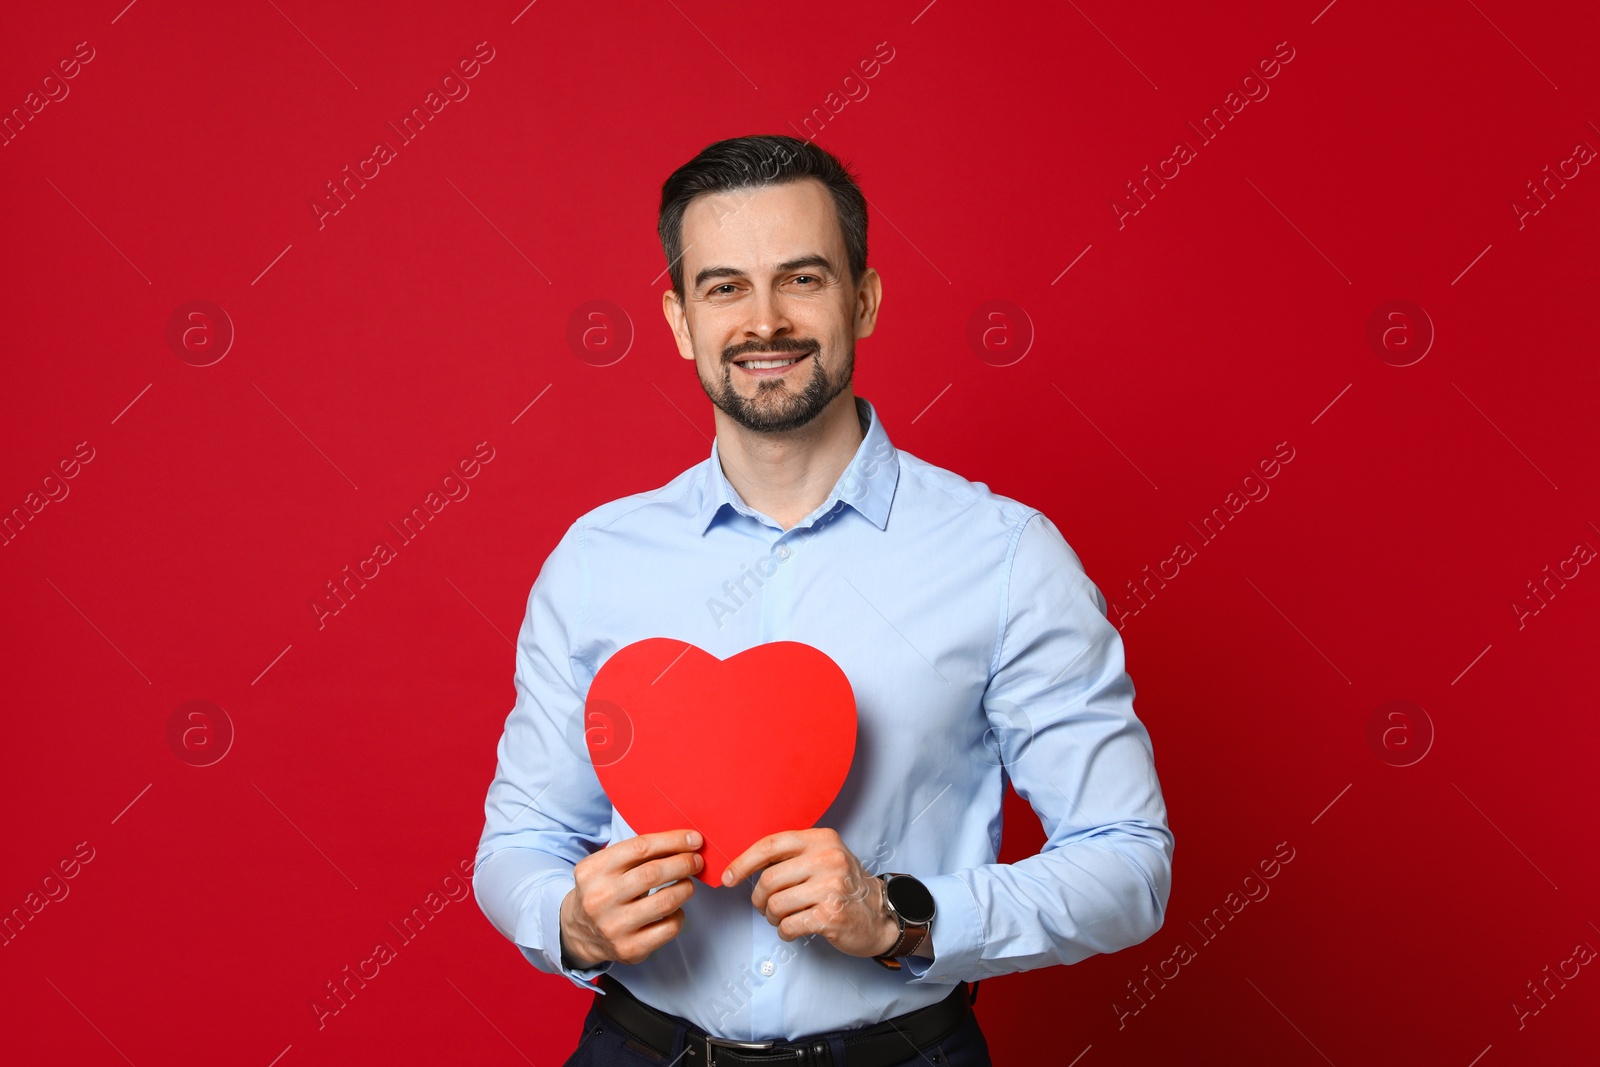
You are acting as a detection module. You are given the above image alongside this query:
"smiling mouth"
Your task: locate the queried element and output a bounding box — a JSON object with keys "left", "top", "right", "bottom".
{"left": 733, "top": 352, "right": 812, "bottom": 374}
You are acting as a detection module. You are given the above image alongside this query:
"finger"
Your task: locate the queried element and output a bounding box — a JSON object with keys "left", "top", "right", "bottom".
{"left": 618, "top": 909, "right": 687, "bottom": 964}
{"left": 752, "top": 836, "right": 864, "bottom": 911}
{"left": 758, "top": 881, "right": 829, "bottom": 925}
{"left": 637, "top": 908, "right": 687, "bottom": 943}
{"left": 749, "top": 857, "right": 813, "bottom": 912}
{"left": 775, "top": 905, "right": 828, "bottom": 942}
{"left": 722, "top": 829, "right": 812, "bottom": 887}
{"left": 620, "top": 850, "right": 704, "bottom": 902}
{"left": 602, "top": 830, "right": 703, "bottom": 876}
{"left": 768, "top": 872, "right": 865, "bottom": 924}
{"left": 623, "top": 877, "right": 695, "bottom": 928}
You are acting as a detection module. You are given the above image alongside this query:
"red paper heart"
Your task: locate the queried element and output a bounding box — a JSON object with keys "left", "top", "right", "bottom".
{"left": 585, "top": 638, "right": 857, "bottom": 885}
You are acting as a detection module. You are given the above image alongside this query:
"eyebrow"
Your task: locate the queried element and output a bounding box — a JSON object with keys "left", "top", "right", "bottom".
{"left": 693, "top": 255, "right": 836, "bottom": 292}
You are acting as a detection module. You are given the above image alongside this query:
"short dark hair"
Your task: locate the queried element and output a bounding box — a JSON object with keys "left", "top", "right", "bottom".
{"left": 658, "top": 135, "right": 868, "bottom": 300}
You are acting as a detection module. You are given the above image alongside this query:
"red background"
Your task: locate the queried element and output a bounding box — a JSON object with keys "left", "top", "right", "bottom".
{"left": 3, "top": 2, "right": 1596, "bottom": 1064}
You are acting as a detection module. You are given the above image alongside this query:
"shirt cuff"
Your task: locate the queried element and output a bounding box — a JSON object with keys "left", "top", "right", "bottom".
{"left": 901, "top": 872, "right": 985, "bottom": 983}
{"left": 519, "top": 871, "right": 613, "bottom": 991}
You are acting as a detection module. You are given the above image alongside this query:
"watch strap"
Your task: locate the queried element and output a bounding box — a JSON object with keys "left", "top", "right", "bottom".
{"left": 888, "top": 921, "right": 929, "bottom": 958}
{"left": 872, "top": 873, "right": 932, "bottom": 970}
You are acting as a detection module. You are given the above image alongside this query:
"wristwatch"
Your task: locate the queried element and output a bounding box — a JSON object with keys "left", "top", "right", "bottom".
{"left": 872, "top": 872, "right": 935, "bottom": 970}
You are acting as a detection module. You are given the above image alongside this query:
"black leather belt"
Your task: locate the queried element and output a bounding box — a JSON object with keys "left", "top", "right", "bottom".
{"left": 594, "top": 974, "right": 974, "bottom": 1066}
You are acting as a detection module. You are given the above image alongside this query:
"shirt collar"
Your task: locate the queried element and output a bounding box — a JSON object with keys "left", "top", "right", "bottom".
{"left": 699, "top": 395, "right": 899, "bottom": 535}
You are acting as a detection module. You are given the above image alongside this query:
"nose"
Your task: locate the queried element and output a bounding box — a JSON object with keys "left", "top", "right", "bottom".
{"left": 742, "top": 285, "right": 794, "bottom": 347}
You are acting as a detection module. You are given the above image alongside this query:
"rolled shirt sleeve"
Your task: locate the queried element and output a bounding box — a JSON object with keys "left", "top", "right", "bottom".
{"left": 903, "top": 510, "right": 1175, "bottom": 983}
{"left": 473, "top": 519, "right": 617, "bottom": 990}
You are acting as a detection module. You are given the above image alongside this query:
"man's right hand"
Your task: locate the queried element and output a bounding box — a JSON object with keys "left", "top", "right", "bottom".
{"left": 559, "top": 829, "right": 704, "bottom": 968}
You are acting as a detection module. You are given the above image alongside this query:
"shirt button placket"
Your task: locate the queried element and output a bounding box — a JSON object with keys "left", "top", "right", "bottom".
{"left": 751, "top": 533, "right": 797, "bottom": 1035}
{"left": 759, "top": 535, "right": 795, "bottom": 643}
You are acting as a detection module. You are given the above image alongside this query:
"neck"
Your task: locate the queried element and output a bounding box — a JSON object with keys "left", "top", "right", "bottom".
{"left": 713, "top": 388, "right": 865, "bottom": 531}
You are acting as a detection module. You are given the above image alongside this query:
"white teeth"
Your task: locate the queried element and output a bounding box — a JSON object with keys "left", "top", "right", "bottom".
{"left": 742, "top": 357, "right": 800, "bottom": 370}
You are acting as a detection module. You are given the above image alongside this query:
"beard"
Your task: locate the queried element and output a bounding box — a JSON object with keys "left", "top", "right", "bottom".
{"left": 697, "top": 336, "right": 853, "bottom": 434}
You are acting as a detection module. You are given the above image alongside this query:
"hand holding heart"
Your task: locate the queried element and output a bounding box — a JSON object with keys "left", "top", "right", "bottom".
{"left": 724, "top": 827, "right": 900, "bottom": 958}
{"left": 584, "top": 638, "right": 857, "bottom": 887}
{"left": 569, "top": 638, "right": 885, "bottom": 966}
{"left": 559, "top": 829, "right": 705, "bottom": 968}
{"left": 559, "top": 826, "right": 899, "bottom": 968}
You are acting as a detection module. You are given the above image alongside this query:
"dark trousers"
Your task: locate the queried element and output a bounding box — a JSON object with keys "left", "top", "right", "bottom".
{"left": 561, "top": 992, "right": 994, "bottom": 1067}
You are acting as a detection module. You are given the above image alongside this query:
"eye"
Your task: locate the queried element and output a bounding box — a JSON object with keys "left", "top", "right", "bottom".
{"left": 711, "top": 283, "right": 737, "bottom": 295}
{"left": 792, "top": 275, "right": 817, "bottom": 286}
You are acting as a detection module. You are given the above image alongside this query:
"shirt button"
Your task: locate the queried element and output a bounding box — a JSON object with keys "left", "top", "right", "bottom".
{"left": 759, "top": 959, "right": 776, "bottom": 977}
{"left": 776, "top": 546, "right": 791, "bottom": 560}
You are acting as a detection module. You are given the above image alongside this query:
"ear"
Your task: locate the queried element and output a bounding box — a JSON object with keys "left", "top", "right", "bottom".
{"left": 661, "top": 288, "right": 695, "bottom": 360}
{"left": 854, "top": 267, "right": 883, "bottom": 341}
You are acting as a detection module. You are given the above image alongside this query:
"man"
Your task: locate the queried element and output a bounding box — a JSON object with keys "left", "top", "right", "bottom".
{"left": 474, "top": 135, "right": 1174, "bottom": 1066}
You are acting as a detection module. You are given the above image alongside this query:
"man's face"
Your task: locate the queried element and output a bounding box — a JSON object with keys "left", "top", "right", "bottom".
{"left": 663, "top": 178, "right": 879, "bottom": 435}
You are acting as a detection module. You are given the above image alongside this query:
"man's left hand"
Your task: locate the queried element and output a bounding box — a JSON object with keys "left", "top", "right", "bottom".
{"left": 722, "top": 828, "right": 898, "bottom": 958}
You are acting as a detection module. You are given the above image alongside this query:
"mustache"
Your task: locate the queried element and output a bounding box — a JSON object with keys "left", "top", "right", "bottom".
{"left": 723, "top": 339, "right": 818, "bottom": 363}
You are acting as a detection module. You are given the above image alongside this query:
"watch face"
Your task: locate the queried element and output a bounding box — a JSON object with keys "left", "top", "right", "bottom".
{"left": 885, "top": 875, "right": 936, "bottom": 924}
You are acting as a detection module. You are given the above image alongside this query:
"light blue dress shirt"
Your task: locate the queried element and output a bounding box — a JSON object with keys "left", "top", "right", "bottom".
{"left": 474, "top": 395, "right": 1174, "bottom": 1039}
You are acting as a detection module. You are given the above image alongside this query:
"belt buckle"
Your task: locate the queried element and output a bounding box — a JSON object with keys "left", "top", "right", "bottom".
{"left": 699, "top": 1033, "right": 778, "bottom": 1065}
